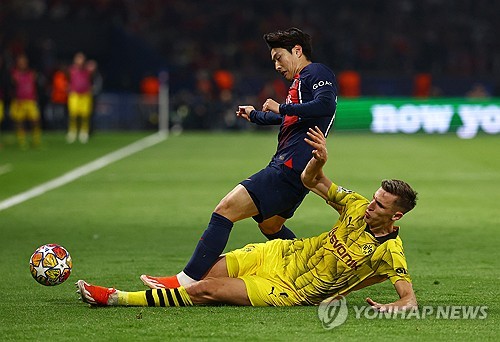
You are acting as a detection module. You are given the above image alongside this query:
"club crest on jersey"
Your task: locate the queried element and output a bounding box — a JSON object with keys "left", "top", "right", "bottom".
{"left": 361, "top": 244, "right": 375, "bottom": 255}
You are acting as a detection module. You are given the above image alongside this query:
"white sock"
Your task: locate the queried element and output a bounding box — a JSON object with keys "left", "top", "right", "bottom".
{"left": 176, "top": 271, "right": 196, "bottom": 287}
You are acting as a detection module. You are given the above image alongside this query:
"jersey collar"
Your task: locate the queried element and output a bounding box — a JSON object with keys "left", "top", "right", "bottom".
{"left": 365, "top": 225, "right": 399, "bottom": 244}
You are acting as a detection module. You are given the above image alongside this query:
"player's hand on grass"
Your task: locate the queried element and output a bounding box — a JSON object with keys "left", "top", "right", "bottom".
{"left": 304, "top": 126, "right": 328, "bottom": 164}
{"left": 236, "top": 106, "right": 255, "bottom": 121}
{"left": 366, "top": 297, "right": 389, "bottom": 312}
{"left": 262, "top": 98, "right": 280, "bottom": 113}
{"left": 366, "top": 297, "right": 410, "bottom": 313}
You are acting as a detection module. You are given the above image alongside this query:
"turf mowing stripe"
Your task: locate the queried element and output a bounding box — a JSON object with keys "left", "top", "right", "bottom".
{"left": 0, "top": 133, "right": 166, "bottom": 212}
{"left": 0, "top": 164, "right": 12, "bottom": 176}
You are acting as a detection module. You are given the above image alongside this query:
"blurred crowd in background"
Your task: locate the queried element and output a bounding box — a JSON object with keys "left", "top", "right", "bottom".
{"left": 1, "top": 0, "right": 499, "bottom": 132}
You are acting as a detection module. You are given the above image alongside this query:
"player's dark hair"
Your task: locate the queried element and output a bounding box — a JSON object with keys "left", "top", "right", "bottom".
{"left": 381, "top": 179, "right": 418, "bottom": 213}
{"left": 263, "top": 27, "right": 313, "bottom": 60}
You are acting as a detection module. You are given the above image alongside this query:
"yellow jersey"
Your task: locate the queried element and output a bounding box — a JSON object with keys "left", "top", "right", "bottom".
{"left": 226, "top": 182, "right": 411, "bottom": 306}
{"left": 286, "top": 182, "right": 411, "bottom": 304}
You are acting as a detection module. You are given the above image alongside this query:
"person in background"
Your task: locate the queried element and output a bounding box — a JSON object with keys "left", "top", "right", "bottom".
{"left": 0, "top": 55, "right": 5, "bottom": 145}
{"left": 46, "top": 64, "right": 69, "bottom": 130}
{"left": 67, "top": 52, "right": 95, "bottom": 144}
{"left": 9, "top": 54, "right": 42, "bottom": 149}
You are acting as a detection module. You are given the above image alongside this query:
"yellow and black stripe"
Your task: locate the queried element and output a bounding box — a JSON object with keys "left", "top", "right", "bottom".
{"left": 118, "top": 286, "right": 194, "bottom": 307}
{"left": 145, "top": 288, "right": 193, "bottom": 307}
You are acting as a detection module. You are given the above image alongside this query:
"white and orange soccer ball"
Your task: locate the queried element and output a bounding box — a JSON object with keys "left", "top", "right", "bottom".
{"left": 29, "top": 244, "right": 72, "bottom": 286}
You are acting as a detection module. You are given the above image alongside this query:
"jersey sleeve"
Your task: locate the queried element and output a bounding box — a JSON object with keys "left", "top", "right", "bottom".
{"left": 372, "top": 240, "right": 411, "bottom": 284}
{"left": 326, "top": 183, "right": 367, "bottom": 215}
{"left": 249, "top": 110, "right": 282, "bottom": 125}
{"left": 279, "top": 64, "right": 337, "bottom": 118}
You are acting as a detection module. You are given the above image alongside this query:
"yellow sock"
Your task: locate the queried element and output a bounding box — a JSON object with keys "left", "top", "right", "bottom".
{"left": 33, "top": 124, "right": 42, "bottom": 146}
{"left": 16, "top": 127, "right": 27, "bottom": 148}
{"left": 80, "top": 117, "right": 90, "bottom": 135}
{"left": 118, "top": 286, "right": 193, "bottom": 307}
{"left": 68, "top": 116, "right": 77, "bottom": 135}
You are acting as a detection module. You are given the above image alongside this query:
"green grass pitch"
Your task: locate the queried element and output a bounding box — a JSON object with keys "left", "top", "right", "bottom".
{"left": 0, "top": 130, "right": 498, "bottom": 341}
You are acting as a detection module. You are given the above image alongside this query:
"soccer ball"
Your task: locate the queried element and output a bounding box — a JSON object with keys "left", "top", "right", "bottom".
{"left": 29, "top": 244, "right": 72, "bottom": 286}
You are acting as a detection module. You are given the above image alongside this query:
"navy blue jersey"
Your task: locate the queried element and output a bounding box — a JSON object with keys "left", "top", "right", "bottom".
{"left": 250, "top": 63, "right": 337, "bottom": 173}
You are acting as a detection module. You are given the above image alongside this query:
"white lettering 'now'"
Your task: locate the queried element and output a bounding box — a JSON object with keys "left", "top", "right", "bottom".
{"left": 371, "top": 104, "right": 453, "bottom": 134}
{"left": 371, "top": 103, "right": 500, "bottom": 138}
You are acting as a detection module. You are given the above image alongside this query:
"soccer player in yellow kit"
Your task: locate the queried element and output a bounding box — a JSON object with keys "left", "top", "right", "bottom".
{"left": 9, "top": 55, "right": 42, "bottom": 149}
{"left": 77, "top": 127, "right": 418, "bottom": 312}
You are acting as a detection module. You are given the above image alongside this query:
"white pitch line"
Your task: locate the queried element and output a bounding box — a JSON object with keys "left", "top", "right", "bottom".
{"left": 0, "top": 132, "right": 167, "bottom": 212}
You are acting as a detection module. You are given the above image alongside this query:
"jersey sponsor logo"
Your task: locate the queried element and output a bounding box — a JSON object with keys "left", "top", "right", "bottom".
{"left": 328, "top": 228, "right": 358, "bottom": 270}
{"left": 312, "top": 80, "right": 333, "bottom": 90}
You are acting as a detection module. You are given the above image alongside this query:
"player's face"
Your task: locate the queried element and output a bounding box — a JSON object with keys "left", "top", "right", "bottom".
{"left": 17, "top": 56, "right": 28, "bottom": 70}
{"left": 364, "top": 188, "right": 402, "bottom": 228}
{"left": 74, "top": 53, "right": 85, "bottom": 67}
{"left": 270, "top": 47, "right": 299, "bottom": 81}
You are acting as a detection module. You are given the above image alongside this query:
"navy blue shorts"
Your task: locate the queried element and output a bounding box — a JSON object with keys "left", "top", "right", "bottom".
{"left": 240, "top": 164, "right": 309, "bottom": 223}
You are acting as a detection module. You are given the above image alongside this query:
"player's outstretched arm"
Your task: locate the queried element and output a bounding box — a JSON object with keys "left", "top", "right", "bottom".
{"left": 366, "top": 280, "right": 418, "bottom": 312}
{"left": 237, "top": 105, "right": 282, "bottom": 125}
{"left": 236, "top": 105, "right": 255, "bottom": 122}
{"left": 301, "top": 126, "right": 333, "bottom": 200}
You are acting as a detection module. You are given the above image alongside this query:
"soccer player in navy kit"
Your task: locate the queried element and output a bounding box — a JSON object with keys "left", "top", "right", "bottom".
{"left": 141, "top": 27, "right": 338, "bottom": 289}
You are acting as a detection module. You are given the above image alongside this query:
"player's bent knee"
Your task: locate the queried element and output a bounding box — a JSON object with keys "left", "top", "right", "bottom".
{"left": 214, "top": 197, "right": 232, "bottom": 216}
{"left": 213, "top": 186, "right": 258, "bottom": 222}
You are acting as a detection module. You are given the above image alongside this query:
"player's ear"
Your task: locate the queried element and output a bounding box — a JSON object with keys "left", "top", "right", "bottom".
{"left": 293, "top": 45, "right": 302, "bottom": 57}
{"left": 392, "top": 211, "right": 404, "bottom": 221}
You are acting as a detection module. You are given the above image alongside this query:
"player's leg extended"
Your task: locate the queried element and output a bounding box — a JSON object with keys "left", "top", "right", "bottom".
{"left": 141, "top": 185, "right": 258, "bottom": 289}
{"left": 77, "top": 277, "right": 250, "bottom": 307}
{"left": 76, "top": 280, "right": 193, "bottom": 307}
{"left": 187, "top": 277, "right": 251, "bottom": 305}
{"left": 79, "top": 257, "right": 250, "bottom": 307}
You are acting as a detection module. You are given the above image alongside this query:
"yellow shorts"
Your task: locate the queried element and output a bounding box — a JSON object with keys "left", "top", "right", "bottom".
{"left": 0, "top": 100, "right": 3, "bottom": 122}
{"left": 68, "top": 92, "right": 93, "bottom": 118}
{"left": 225, "top": 240, "right": 304, "bottom": 307}
{"left": 9, "top": 99, "right": 40, "bottom": 122}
